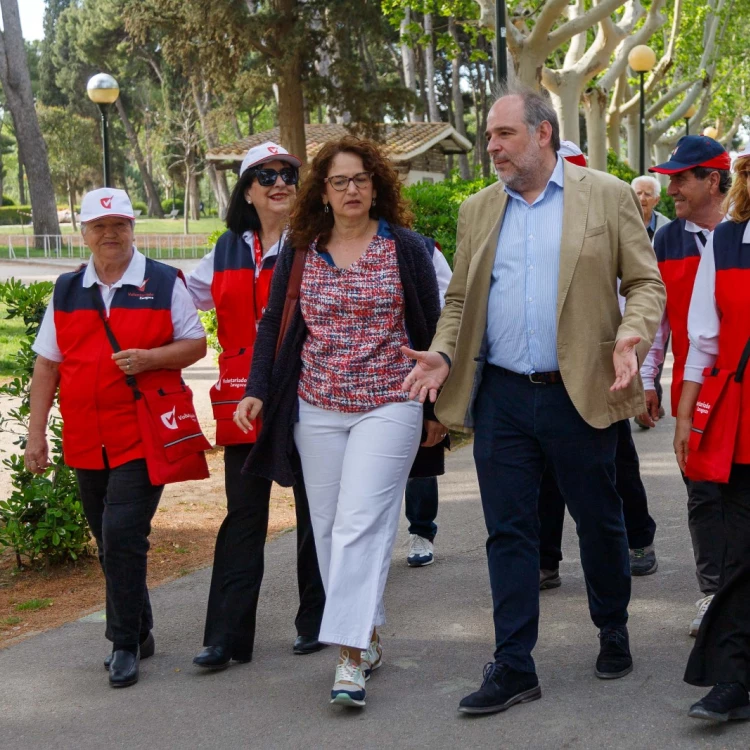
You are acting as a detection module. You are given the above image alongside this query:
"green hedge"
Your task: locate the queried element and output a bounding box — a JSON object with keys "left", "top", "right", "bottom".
{"left": 0, "top": 205, "right": 32, "bottom": 225}
{"left": 132, "top": 201, "right": 148, "bottom": 214}
{"left": 161, "top": 198, "right": 184, "bottom": 215}
{"left": 2, "top": 195, "right": 15, "bottom": 206}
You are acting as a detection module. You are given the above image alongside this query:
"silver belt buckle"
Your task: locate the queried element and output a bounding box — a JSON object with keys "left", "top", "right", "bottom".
{"left": 528, "top": 372, "right": 545, "bottom": 385}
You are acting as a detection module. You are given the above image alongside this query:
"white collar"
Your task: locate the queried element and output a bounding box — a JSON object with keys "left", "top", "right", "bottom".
{"left": 242, "top": 229, "right": 287, "bottom": 262}
{"left": 743, "top": 222, "right": 750, "bottom": 243}
{"left": 82, "top": 247, "right": 145, "bottom": 289}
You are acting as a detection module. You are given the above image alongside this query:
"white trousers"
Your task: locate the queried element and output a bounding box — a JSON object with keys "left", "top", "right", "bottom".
{"left": 294, "top": 397, "right": 423, "bottom": 650}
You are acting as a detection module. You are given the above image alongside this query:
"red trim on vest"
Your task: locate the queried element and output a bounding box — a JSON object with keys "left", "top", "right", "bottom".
{"left": 658, "top": 255, "right": 701, "bottom": 415}
{"left": 715, "top": 267, "right": 750, "bottom": 462}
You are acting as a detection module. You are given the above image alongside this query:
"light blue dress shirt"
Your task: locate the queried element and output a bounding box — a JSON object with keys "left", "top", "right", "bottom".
{"left": 486, "top": 156, "right": 564, "bottom": 374}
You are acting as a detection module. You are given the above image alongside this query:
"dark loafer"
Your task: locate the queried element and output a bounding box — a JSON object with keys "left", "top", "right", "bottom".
{"left": 109, "top": 649, "right": 140, "bottom": 688}
{"left": 104, "top": 632, "right": 155, "bottom": 670}
{"left": 458, "top": 663, "right": 541, "bottom": 715}
{"left": 689, "top": 683, "right": 750, "bottom": 722}
{"left": 293, "top": 635, "right": 326, "bottom": 655}
{"left": 193, "top": 645, "right": 251, "bottom": 671}
{"left": 595, "top": 627, "right": 633, "bottom": 679}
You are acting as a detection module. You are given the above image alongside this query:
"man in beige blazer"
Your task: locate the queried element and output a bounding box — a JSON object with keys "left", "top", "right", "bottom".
{"left": 402, "top": 85, "right": 665, "bottom": 716}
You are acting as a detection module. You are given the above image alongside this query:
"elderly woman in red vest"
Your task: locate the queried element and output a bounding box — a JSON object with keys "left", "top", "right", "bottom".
{"left": 25, "top": 189, "right": 207, "bottom": 688}
{"left": 676, "top": 145, "right": 750, "bottom": 722}
{"left": 187, "top": 143, "right": 325, "bottom": 671}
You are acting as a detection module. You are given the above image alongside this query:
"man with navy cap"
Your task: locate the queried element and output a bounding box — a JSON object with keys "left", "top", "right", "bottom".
{"left": 649, "top": 135, "right": 731, "bottom": 636}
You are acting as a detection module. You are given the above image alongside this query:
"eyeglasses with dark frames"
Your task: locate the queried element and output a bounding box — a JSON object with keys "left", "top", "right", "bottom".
{"left": 324, "top": 172, "right": 373, "bottom": 191}
{"left": 250, "top": 167, "right": 299, "bottom": 187}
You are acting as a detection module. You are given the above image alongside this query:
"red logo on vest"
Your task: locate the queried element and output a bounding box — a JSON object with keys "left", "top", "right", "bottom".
{"left": 100, "top": 196, "right": 113, "bottom": 209}
{"left": 137, "top": 278, "right": 149, "bottom": 292}
{"left": 268, "top": 146, "right": 278, "bottom": 154}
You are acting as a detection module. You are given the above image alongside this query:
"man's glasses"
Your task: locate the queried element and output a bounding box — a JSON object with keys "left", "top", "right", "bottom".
{"left": 251, "top": 167, "right": 299, "bottom": 187}
{"left": 324, "top": 172, "right": 373, "bottom": 191}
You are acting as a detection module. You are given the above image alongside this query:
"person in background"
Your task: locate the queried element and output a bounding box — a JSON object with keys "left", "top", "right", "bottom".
{"left": 187, "top": 142, "right": 325, "bottom": 671}
{"left": 236, "top": 136, "right": 444, "bottom": 709}
{"left": 649, "top": 135, "right": 731, "bottom": 636}
{"left": 402, "top": 85, "right": 665, "bottom": 715}
{"left": 678, "top": 144, "right": 750, "bottom": 722}
{"left": 538, "top": 143, "right": 659, "bottom": 588}
{"left": 405, "top": 240, "right": 452, "bottom": 568}
{"left": 25, "top": 188, "right": 206, "bottom": 688}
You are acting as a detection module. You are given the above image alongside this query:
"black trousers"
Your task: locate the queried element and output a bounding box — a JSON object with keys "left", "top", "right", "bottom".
{"left": 405, "top": 476, "right": 438, "bottom": 541}
{"left": 685, "top": 464, "right": 750, "bottom": 688}
{"left": 76, "top": 457, "right": 163, "bottom": 648}
{"left": 202, "top": 444, "right": 325, "bottom": 658}
{"left": 539, "top": 419, "right": 656, "bottom": 571}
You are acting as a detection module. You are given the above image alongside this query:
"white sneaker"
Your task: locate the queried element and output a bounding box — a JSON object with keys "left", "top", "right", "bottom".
{"left": 690, "top": 594, "right": 715, "bottom": 637}
{"left": 407, "top": 534, "right": 434, "bottom": 567}
{"left": 361, "top": 635, "right": 382, "bottom": 680}
{"left": 330, "top": 650, "right": 366, "bottom": 707}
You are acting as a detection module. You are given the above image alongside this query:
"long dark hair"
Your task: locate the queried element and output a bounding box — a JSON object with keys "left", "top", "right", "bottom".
{"left": 225, "top": 168, "right": 261, "bottom": 235}
{"left": 289, "top": 136, "right": 414, "bottom": 251}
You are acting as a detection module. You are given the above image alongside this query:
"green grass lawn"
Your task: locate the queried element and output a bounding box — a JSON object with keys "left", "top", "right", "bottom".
{"left": 0, "top": 301, "right": 25, "bottom": 378}
{"left": 0, "top": 217, "right": 224, "bottom": 236}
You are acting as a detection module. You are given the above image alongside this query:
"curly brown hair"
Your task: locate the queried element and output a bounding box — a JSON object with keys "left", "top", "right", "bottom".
{"left": 288, "top": 135, "right": 414, "bottom": 251}
{"left": 725, "top": 156, "right": 750, "bottom": 223}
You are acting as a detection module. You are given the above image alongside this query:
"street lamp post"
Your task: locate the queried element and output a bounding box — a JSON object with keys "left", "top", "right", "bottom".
{"left": 496, "top": 0, "right": 508, "bottom": 86}
{"left": 703, "top": 126, "right": 719, "bottom": 140}
{"left": 684, "top": 104, "right": 697, "bottom": 136}
{"left": 86, "top": 73, "right": 120, "bottom": 187}
{"left": 627, "top": 45, "right": 656, "bottom": 175}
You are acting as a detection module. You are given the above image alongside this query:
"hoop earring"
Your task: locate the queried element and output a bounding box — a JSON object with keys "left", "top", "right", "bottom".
{"left": 324, "top": 204, "right": 329, "bottom": 214}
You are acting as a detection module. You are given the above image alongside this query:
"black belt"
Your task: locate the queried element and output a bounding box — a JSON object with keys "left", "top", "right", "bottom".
{"left": 493, "top": 365, "right": 563, "bottom": 385}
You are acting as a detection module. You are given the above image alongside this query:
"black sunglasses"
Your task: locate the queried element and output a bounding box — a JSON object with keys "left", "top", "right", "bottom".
{"left": 250, "top": 167, "right": 299, "bottom": 187}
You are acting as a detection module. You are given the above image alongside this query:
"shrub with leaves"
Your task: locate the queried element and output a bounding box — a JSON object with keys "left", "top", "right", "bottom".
{"left": 0, "top": 278, "right": 91, "bottom": 568}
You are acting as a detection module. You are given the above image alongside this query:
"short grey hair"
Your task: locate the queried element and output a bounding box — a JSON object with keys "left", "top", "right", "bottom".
{"left": 631, "top": 175, "right": 662, "bottom": 196}
{"left": 493, "top": 82, "right": 561, "bottom": 152}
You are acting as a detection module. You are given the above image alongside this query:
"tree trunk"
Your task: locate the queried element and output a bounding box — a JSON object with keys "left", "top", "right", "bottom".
{"left": 449, "top": 17, "right": 471, "bottom": 180}
{"left": 67, "top": 179, "right": 77, "bottom": 232}
{"left": 424, "top": 13, "right": 440, "bottom": 122}
{"left": 626, "top": 112, "right": 639, "bottom": 170}
{"left": 548, "top": 80, "right": 581, "bottom": 144}
{"left": 400, "top": 10, "right": 419, "bottom": 122}
{"left": 190, "top": 173, "right": 200, "bottom": 221}
{"left": 0, "top": 0, "right": 60, "bottom": 236}
{"left": 17, "top": 158, "right": 24, "bottom": 204}
{"left": 583, "top": 87, "right": 608, "bottom": 171}
{"left": 183, "top": 168, "right": 190, "bottom": 235}
{"left": 114, "top": 98, "right": 164, "bottom": 218}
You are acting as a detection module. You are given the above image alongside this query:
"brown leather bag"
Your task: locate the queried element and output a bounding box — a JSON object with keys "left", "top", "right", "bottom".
{"left": 275, "top": 248, "right": 307, "bottom": 357}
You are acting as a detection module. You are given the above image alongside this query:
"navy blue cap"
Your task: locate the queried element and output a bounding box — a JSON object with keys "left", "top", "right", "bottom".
{"left": 649, "top": 135, "right": 730, "bottom": 175}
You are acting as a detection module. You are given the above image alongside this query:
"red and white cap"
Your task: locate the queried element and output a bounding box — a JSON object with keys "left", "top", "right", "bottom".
{"left": 80, "top": 188, "right": 135, "bottom": 223}
{"left": 559, "top": 140, "right": 587, "bottom": 167}
{"left": 240, "top": 141, "right": 301, "bottom": 176}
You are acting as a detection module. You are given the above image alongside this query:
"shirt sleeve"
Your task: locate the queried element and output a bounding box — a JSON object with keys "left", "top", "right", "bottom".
{"left": 640, "top": 313, "right": 669, "bottom": 390}
{"left": 685, "top": 235, "right": 720, "bottom": 384}
{"left": 185, "top": 248, "right": 216, "bottom": 311}
{"left": 171, "top": 279, "right": 207, "bottom": 341}
{"left": 32, "top": 300, "right": 63, "bottom": 363}
{"left": 432, "top": 246, "right": 453, "bottom": 310}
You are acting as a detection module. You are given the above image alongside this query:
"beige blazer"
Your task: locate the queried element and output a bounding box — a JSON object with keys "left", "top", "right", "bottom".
{"left": 430, "top": 161, "right": 666, "bottom": 432}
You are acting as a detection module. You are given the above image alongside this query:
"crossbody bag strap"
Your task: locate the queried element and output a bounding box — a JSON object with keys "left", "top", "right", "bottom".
{"left": 89, "top": 284, "right": 140, "bottom": 395}
{"left": 735, "top": 335, "right": 750, "bottom": 383}
{"left": 275, "top": 248, "right": 307, "bottom": 357}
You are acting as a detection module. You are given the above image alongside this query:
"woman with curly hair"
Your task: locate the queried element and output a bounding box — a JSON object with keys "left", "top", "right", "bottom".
{"left": 234, "top": 136, "right": 444, "bottom": 708}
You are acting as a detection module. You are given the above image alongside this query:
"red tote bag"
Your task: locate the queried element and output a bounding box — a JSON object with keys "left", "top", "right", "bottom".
{"left": 210, "top": 347, "right": 261, "bottom": 445}
{"left": 685, "top": 337, "right": 750, "bottom": 484}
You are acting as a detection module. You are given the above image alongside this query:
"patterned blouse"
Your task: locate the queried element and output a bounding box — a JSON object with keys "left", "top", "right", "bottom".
{"left": 297, "top": 220, "right": 412, "bottom": 412}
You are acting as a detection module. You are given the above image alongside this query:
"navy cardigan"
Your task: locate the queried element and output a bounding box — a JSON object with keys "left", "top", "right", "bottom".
{"left": 243, "top": 225, "right": 444, "bottom": 487}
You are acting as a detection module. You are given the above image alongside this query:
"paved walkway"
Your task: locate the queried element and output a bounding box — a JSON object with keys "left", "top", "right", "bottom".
{"left": 3, "top": 387, "right": 749, "bottom": 749}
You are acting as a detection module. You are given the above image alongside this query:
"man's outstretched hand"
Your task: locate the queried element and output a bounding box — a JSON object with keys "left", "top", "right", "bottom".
{"left": 401, "top": 347, "right": 450, "bottom": 403}
{"left": 610, "top": 336, "right": 641, "bottom": 392}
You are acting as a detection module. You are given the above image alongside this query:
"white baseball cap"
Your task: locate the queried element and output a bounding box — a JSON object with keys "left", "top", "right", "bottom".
{"left": 734, "top": 143, "right": 750, "bottom": 161}
{"left": 240, "top": 142, "right": 301, "bottom": 176}
{"left": 559, "top": 140, "right": 587, "bottom": 167}
{"left": 80, "top": 188, "right": 135, "bottom": 222}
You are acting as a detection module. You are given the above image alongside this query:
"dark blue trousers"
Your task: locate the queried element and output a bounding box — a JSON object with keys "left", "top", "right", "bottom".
{"left": 473, "top": 365, "right": 631, "bottom": 674}
{"left": 405, "top": 476, "right": 438, "bottom": 541}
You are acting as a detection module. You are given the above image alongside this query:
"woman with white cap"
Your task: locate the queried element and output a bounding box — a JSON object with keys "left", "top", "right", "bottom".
{"left": 187, "top": 143, "right": 325, "bottom": 671}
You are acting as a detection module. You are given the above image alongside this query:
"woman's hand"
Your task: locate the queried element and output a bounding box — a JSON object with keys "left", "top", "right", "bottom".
{"left": 112, "top": 348, "right": 152, "bottom": 376}
{"left": 24, "top": 434, "right": 50, "bottom": 475}
{"left": 421, "top": 419, "right": 448, "bottom": 448}
{"left": 674, "top": 415, "right": 692, "bottom": 473}
{"left": 234, "top": 397, "right": 263, "bottom": 434}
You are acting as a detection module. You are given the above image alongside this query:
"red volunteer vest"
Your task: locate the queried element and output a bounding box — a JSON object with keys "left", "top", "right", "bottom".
{"left": 653, "top": 220, "right": 702, "bottom": 415}
{"left": 712, "top": 220, "right": 750, "bottom": 463}
{"left": 209, "top": 231, "right": 277, "bottom": 445}
{"left": 53, "top": 258, "right": 183, "bottom": 470}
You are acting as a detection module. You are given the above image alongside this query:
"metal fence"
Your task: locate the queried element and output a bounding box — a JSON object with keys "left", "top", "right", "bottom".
{"left": 0, "top": 234, "right": 212, "bottom": 261}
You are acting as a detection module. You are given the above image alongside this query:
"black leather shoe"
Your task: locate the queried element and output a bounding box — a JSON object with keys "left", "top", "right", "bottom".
{"left": 595, "top": 626, "right": 633, "bottom": 679}
{"left": 192, "top": 645, "right": 251, "bottom": 671}
{"left": 104, "top": 632, "right": 155, "bottom": 670}
{"left": 458, "top": 663, "right": 541, "bottom": 715}
{"left": 689, "top": 683, "right": 750, "bottom": 722}
{"left": 293, "top": 635, "right": 326, "bottom": 655}
{"left": 109, "top": 649, "right": 140, "bottom": 688}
